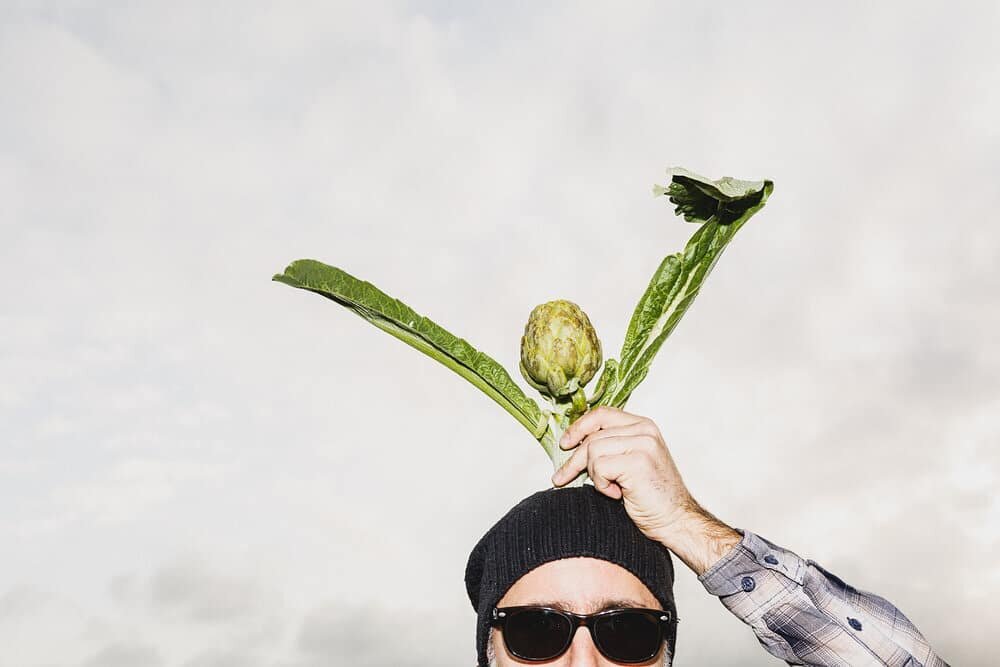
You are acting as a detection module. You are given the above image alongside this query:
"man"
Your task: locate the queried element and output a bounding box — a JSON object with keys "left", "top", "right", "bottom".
{"left": 465, "top": 407, "right": 949, "bottom": 666}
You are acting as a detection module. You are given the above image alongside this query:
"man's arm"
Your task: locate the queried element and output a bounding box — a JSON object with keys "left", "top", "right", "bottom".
{"left": 552, "top": 406, "right": 949, "bottom": 667}
{"left": 662, "top": 501, "right": 949, "bottom": 666}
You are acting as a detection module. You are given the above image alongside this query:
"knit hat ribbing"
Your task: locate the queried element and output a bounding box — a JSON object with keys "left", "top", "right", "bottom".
{"left": 464, "top": 486, "right": 677, "bottom": 666}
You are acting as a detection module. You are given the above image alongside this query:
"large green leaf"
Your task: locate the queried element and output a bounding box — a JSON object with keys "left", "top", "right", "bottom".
{"left": 273, "top": 259, "right": 548, "bottom": 438}
{"left": 604, "top": 168, "right": 774, "bottom": 407}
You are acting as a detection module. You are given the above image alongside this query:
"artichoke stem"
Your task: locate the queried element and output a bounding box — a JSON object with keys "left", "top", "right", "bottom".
{"left": 543, "top": 413, "right": 590, "bottom": 487}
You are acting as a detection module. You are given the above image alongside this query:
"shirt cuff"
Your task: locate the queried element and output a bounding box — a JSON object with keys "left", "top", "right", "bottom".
{"left": 697, "top": 529, "right": 806, "bottom": 597}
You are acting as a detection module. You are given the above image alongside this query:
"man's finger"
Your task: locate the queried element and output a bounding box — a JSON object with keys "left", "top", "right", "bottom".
{"left": 559, "top": 406, "right": 641, "bottom": 450}
{"left": 581, "top": 422, "right": 650, "bottom": 454}
{"left": 551, "top": 439, "right": 590, "bottom": 486}
{"left": 595, "top": 479, "right": 623, "bottom": 500}
{"left": 590, "top": 452, "right": 641, "bottom": 497}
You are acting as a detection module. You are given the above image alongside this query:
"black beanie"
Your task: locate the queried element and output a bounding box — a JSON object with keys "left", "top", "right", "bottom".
{"left": 465, "top": 486, "right": 678, "bottom": 666}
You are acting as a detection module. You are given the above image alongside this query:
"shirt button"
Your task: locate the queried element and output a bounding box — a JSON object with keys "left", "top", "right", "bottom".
{"left": 848, "top": 617, "right": 863, "bottom": 631}
{"left": 764, "top": 555, "right": 779, "bottom": 565}
{"left": 740, "top": 576, "right": 756, "bottom": 592}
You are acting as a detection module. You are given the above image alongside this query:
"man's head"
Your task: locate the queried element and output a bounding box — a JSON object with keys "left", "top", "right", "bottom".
{"left": 465, "top": 487, "right": 678, "bottom": 666}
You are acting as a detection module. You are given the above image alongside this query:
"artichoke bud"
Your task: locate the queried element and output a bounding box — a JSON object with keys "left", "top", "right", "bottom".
{"left": 519, "top": 299, "right": 602, "bottom": 400}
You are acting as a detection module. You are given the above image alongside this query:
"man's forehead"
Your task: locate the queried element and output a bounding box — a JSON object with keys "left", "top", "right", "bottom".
{"left": 517, "top": 596, "right": 651, "bottom": 614}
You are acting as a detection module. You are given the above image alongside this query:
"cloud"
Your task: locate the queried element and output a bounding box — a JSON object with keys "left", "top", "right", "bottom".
{"left": 145, "top": 556, "right": 273, "bottom": 624}
{"left": 0, "top": 585, "right": 51, "bottom": 621}
{"left": 45, "top": 459, "right": 226, "bottom": 527}
{"left": 103, "top": 555, "right": 288, "bottom": 667}
{"left": 181, "top": 650, "right": 262, "bottom": 667}
{"left": 295, "top": 602, "right": 465, "bottom": 667}
{"left": 0, "top": 585, "right": 103, "bottom": 664}
{"left": 81, "top": 642, "right": 164, "bottom": 667}
{"left": 1, "top": 1, "right": 997, "bottom": 665}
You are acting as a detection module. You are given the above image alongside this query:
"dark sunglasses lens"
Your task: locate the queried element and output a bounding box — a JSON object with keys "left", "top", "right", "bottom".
{"left": 594, "top": 611, "right": 662, "bottom": 663}
{"left": 504, "top": 609, "right": 573, "bottom": 661}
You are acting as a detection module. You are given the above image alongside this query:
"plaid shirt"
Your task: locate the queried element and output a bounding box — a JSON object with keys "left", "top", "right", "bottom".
{"left": 698, "top": 529, "right": 950, "bottom": 666}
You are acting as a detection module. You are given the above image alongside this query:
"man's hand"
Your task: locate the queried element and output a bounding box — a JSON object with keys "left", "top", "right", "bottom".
{"left": 551, "top": 406, "right": 742, "bottom": 576}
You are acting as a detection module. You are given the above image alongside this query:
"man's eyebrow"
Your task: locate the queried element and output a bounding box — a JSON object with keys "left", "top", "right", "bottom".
{"left": 524, "top": 598, "right": 648, "bottom": 613}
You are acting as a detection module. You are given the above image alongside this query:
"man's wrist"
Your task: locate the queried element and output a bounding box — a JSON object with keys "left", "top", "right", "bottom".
{"left": 650, "top": 501, "right": 741, "bottom": 576}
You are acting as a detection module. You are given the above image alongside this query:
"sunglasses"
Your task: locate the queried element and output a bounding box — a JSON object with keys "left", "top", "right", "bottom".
{"left": 491, "top": 605, "right": 673, "bottom": 663}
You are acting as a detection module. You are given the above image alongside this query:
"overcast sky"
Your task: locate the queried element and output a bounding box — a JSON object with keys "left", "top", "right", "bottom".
{"left": 2, "top": 1, "right": 998, "bottom": 665}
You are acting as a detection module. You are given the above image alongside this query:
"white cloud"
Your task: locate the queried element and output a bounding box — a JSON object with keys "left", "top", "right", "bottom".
{"left": 1, "top": 1, "right": 996, "bottom": 665}
{"left": 82, "top": 642, "right": 164, "bottom": 667}
{"left": 145, "top": 556, "right": 279, "bottom": 625}
{"left": 51, "top": 459, "right": 225, "bottom": 525}
{"left": 181, "top": 650, "right": 262, "bottom": 667}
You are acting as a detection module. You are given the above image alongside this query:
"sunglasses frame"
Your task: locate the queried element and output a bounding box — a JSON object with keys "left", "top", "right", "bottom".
{"left": 490, "top": 605, "right": 673, "bottom": 664}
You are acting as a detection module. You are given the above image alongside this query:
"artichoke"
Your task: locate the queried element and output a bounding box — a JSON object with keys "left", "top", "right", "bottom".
{"left": 519, "top": 300, "right": 602, "bottom": 420}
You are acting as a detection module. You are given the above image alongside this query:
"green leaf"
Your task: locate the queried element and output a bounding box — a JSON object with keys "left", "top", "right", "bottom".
{"left": 607, "top": 168, "right": 773, "bottom": 407}
{"left": 273, "top": 259, "right": 548, "bottom": 438}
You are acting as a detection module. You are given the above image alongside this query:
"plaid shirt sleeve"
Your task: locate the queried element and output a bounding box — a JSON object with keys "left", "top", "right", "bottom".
{"left": 697, "top": 529, "right": 950, "bottom": 667}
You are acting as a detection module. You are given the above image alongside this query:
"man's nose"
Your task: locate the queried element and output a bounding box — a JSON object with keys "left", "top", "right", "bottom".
{"left": 564, "top": 625, "right": 601, "bottom": 667}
